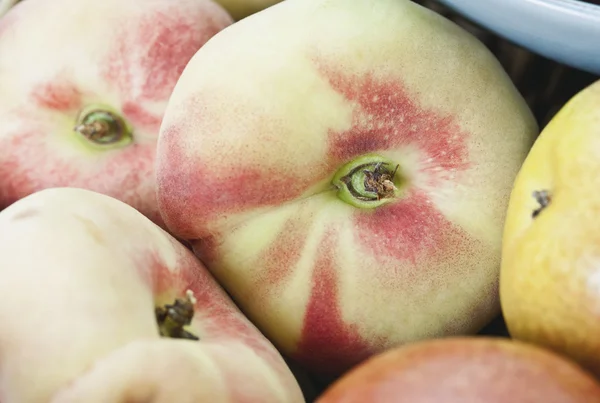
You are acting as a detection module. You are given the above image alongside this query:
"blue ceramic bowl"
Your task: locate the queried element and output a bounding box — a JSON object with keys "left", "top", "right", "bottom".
{"left": 435, "top": 0, "right": 600, "bottom": 75}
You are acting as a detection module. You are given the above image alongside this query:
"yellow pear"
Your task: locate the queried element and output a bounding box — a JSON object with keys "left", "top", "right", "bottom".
{"left": 500, "top": 78, "right": 600, "bottom": 377}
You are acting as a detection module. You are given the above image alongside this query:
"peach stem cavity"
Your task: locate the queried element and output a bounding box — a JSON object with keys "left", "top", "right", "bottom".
{"left": 73, "top": 108, "right": 129, "bottom": 145}
{"left": 332, "top": 153, "right": 401, "bottom": 209}
{"left": 155, "top": 290, "right": 199, "bottom": 340}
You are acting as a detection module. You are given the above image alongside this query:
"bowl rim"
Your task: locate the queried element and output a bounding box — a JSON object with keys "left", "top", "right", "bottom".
{"left": 435, "top": 0, "right": 600, "bottom": 75}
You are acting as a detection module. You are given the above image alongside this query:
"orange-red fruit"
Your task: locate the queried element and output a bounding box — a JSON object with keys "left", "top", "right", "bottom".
{"left": 317, "top": 337, "right": 600, "bottom": 403}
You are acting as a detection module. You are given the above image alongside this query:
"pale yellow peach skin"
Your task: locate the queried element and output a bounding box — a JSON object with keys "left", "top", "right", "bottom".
{"left": 156, "top": 0, "right": 539, "bottom": 377}
{"left": 0, "top": 0, "right": 232, "bottom": 228}
{"left": 0, "top": 187, "right": 304, "bottom": 403}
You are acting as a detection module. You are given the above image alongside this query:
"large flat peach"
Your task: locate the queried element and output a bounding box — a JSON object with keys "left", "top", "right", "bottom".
{"left": 156, "top": 0, "right": 539, "bottom": 376}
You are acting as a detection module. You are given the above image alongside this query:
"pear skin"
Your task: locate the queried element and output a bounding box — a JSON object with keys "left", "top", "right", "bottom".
{"left": 501, "top": 79, "right": 600, "bottom": 377}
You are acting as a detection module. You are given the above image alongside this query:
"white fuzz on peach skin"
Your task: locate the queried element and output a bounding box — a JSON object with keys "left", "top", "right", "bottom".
{"left": 0, "top": 187, "right": 304, "bottom": 403}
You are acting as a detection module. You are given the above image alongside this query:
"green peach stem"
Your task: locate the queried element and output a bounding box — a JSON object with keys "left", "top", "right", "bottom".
{"left": 73, "top": 109, "right": 127, "bottom": 145}
{"left": 332, "top": 153, "right": 402, "bottom": 209}
{"left": 155, "top": 290, "right": 200, "bottom": 340}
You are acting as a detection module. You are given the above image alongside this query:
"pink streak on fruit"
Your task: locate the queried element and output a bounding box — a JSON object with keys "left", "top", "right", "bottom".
{"left": 315, "top": 58, "right": 477, "bottom": 265}
{"left": 121, "top": 101, "right": 162, "bottom": 131}
{"left": 157, "top": 124, "right": 314, "bottom": 239}
{"left": 29, "top": 79, "right": 82, "bottom": 111}
{"left": 354, "top": 190, "right": 474, "bottom": 264}
{"left": 102, "top": 8, "right": 231, "bottom": 102}
{"left": 0, "top": 122, "right": 161, "bottom": 225}
{"left": 145, "top": 242, "right": 286, "bottom": 370}
{"left": 317, "top": 60, "right": 471, "bottom": 174}
{"left": 156, "top": 127, "right": 197, "bottom": 238}
{"left": 257, "top": 208, "right": 313, "bottom": 289}
{"left": 295, "top": 228, "right": 372, "bottom": 376}
{"left": 138, "top": 16, "right": 227, "bottom": 102}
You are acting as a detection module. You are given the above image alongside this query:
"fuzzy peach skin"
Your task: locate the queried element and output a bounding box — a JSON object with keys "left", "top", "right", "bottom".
{"left": 213, "top": 0, "right": 283, "bottom": 20}
{"left": 0, "top": 187, "right": 304, "bottom": 403}
{"left": 0, "top": 0, "right": 232, "bottom": 228}
{"left": 317, "top": 337, "right": 600, "bottom": 403}
{"left": 155, "top": 0, "right": 539, "bottom": 376}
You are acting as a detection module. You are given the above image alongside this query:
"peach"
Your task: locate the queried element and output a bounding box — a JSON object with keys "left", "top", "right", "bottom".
{"left": 0, "top": 0, "right": 232, "bottom": 227}
{"left": 317, "top": 337, "right": 600, "bottom": 403}
{"left": 156, "top": 0, "right": 539, "bottom": 376}
{"left": 0, "top": 187, "right": 304, "bottom": 403}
